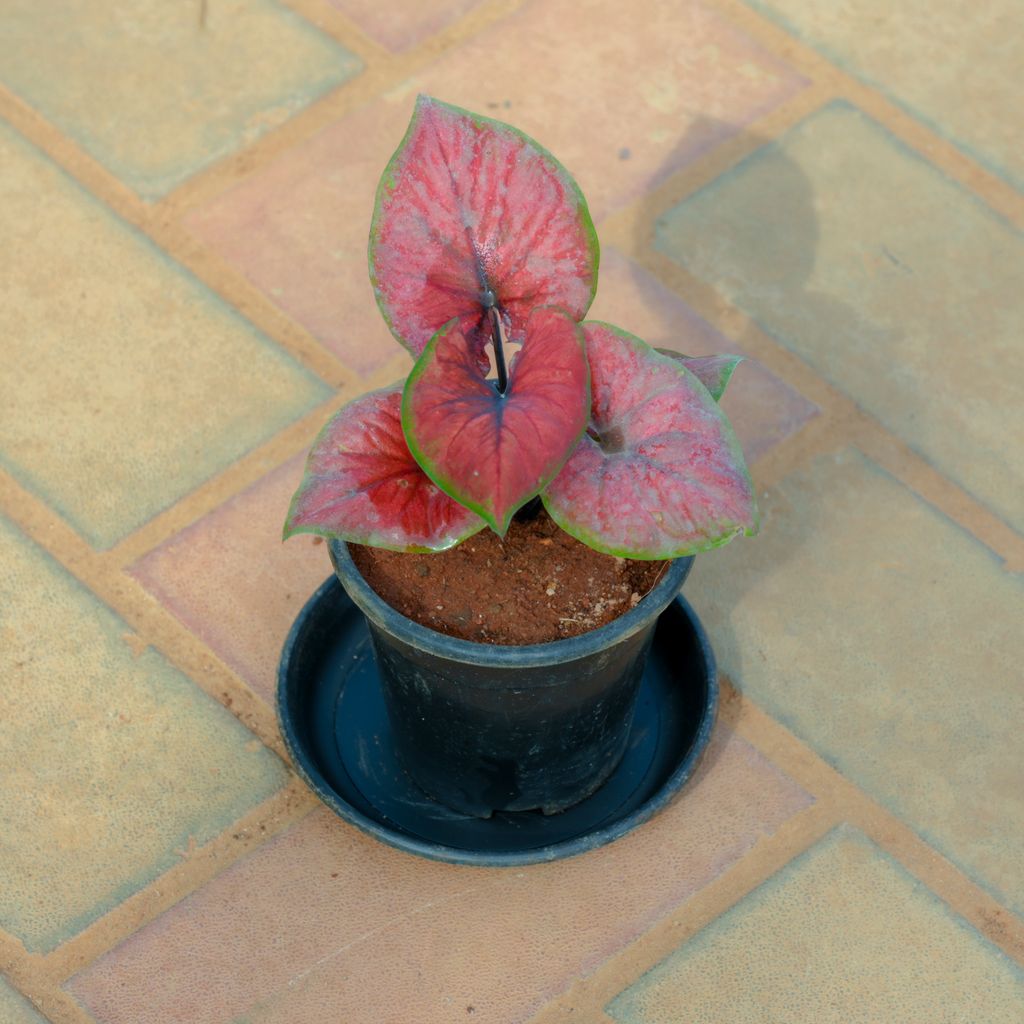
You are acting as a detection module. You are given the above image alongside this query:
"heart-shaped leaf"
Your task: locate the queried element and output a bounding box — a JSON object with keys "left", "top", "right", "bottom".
{"left": 403, "top": 306, "right": 590, "bottom": 535}
{"left": 284, "top": 385, "right": 485, "bottom": 552}
{"left": 370, "top": 95, "right": 599, "bottom": 364}
{"left": 655, "top": 349, "right": 744, "bottom": 402}
{"left": 543, "top": 323, "right": 758, "bottom": 559}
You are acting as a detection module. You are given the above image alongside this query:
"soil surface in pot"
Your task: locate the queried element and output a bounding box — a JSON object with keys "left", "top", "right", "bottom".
{"left": 350, "top": 510, "right": 667, "bottom": 645}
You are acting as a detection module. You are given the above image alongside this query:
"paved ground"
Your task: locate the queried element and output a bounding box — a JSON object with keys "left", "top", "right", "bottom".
{"left": 2, "top": 1, "right": 1022, "bottom": 1021}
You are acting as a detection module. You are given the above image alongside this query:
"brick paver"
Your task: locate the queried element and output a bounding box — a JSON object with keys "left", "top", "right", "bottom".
{"left": 2, "top": 0, "right": 1021, "bottom": 1020}
{"left": 328, "top": 0, "right": 483, "bottom": 51}
{"left": 689, "top": 446, "right": 1024, "bottom": 915}
{"left": 588, "top": 248, "right": 819, "bottom": 463}
{"left": 129, "top": 456, "right": 329, "bottom": 704}
{"left": 656, "top": 102, "right": 1024, "bottom": 533}
{"left": 747, "top": 0, "right": 1024, "bottom": 188}
{"left": 0, "top": 122, "right": 331, "bottom": 549}
{"left": 1, "top": 0, "right": 361, "bottom": 198}
{"left": 71, "top": 735, "right": 808, "bottom": 1024}
{"left": 608, "top": 827, "right": 1024, "bottom": 1023}
{"left": 0, "top": 979, "right": 48, "bottom": 1024}
{"left": 0, "top": 516, "right": 287, "bottom": 953}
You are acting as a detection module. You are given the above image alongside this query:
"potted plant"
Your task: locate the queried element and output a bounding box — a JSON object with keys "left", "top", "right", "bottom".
{"left": 282, "top": 96, "right": 757, "bottom": 822}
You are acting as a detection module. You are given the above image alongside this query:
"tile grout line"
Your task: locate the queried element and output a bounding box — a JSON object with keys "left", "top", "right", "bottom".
{"left": 0, "top": 955, "right": 97, "bottom": 1024}
{"left": 153, "top": 0, "right": 532, "bottom": 221}
{"left": 153, "top": 62, "right": 401, "bottom": 219}
{"left": 41, "top": 780, "right": 319, "bottom": 985}
{"left": 0, "top": 86, "right": 358, "bottom": 394}
{"left": 720, "top": 678, "right": 1024, "bottom": 965}
{"left": 0, "top": 349, "right": 410, "bottom": 588}
{"left": 598, "top": 78, "right": 840, "bottom": 243}
{"left": 102, "top": 397, "right": 352, "bottom": 571}
{"left": 530, "top": 669, "right": 1024, "bottom": 1021}
{"left": 528, "top": 799, "right": 844, "bottom": 1024}
{"left": 704, "top": 0, "right": 1024, "bottom": 229}
{"left": 278, "top": 0, "right": 394, "bottom": 63}
{"left": 0, "top": 470, "right": 288, "bottom": 757}
{"left": 605, "top": 236, "right": 1024, "bottom": 571}
{"left": 279, "top": 0, "right": 535, "bottom": 68}
{"left": 848, "top": 424, "right": 1024, "bottom": 572}
{"left": 103, "top": 348, "right": 415, "bottom": 569}
{"left": 102, "top": 347, "right": 412, "bottom": 572}
{"left": 0, "top": 781, "right": 319, "bottom": 1022}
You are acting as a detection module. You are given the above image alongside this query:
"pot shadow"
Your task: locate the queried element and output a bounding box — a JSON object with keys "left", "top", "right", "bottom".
{"left": 624, "top": 113, "right": 901, "bottom": 709}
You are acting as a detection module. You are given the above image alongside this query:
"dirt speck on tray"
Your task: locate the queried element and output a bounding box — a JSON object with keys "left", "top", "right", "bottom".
{"left": 350, "top": 509, "right": 668, "bottom": 645}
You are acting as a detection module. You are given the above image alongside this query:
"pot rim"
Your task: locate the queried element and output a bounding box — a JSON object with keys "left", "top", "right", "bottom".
{"left": 328, "top": 538, "right": 693, "bottom": 668}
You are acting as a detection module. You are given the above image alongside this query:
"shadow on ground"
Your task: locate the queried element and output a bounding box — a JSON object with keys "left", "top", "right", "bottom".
{"left": 627, "top": 113, "right": 894, "bottom": 689}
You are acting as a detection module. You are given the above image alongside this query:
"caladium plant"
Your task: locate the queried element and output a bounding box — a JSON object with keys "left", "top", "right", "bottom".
{"left": 284, "top": 95, "right": 758, "bottom": 559}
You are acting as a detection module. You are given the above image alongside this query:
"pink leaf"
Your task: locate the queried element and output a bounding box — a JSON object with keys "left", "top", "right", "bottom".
{"left": 543, "top": 323, "right": 758, "bottom": 559}
{"left": 284, "top": 385, "right": 485, "bottom": 552}
{"left": 370, "top": 96, "right": 599, "bottom": 364}
{"left": 403, "top": 307, "right": 590, "bottom": 535}
{"left": 655, "top": 348, "right": 744, "bottom": 402}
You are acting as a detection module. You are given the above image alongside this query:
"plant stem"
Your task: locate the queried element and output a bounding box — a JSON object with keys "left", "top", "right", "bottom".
{"left": 488, "top": 304, "right": 509, "bottom": 395}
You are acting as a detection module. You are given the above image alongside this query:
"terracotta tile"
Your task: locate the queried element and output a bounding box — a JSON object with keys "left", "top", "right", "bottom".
{"left": 67, "top": 808, "right": 488, "bottom": 1024}
{"left": 68, "top": 731, "right": 810, "bottom": 1024}
{"left": 328, "top": 0, "right": 482, "bottom": 51}
{"left": 608, "top": 827, "right": 1024, "bottom": 1023}
{"left": 656, "top": 102, "right": 1024, "bottom": 532}
{"left": 0, "top": 515, "right": 287, "bottom": 953}
{"left": 0, "top": 123, "right": 330, "bottom": 550}
{"left": 387, "top": 0, "right": 809, "bottom": 220}
{"left": 1, "top": 0, "right": 361, "bottom": 198}
{"left": 130, "top": 457, "right": 331, "bottom": 704}
{"left": 588, "top": 248, "right": 818, "bottom": 463}
{"left": 687, "top": 448, "right": 1024, "bottom": 916}
{"left": 182, "top": 110, "right": 405, "bottom": 377}
{"left": 0, "top": 980, "right": 48, "bottom": 1024}
{"left": 184, "top": 0, "right": 806, "bottom": 375}
{"left": 748, "top": 0, "right": 1024, "bottom": 189}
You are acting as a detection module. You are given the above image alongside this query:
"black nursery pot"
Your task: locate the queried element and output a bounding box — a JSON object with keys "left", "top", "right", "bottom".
{"left": 329, "top": 540, "right": 693, "bottom": 818}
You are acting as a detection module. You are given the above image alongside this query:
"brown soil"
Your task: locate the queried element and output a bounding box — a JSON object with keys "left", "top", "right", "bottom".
{"left": 350, "top": 509, "right": 667, "bottom": 645}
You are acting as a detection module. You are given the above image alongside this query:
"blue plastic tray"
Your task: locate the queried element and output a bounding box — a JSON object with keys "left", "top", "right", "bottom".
{"left": 277, "top": 576, "right": 718, "bottom": 866}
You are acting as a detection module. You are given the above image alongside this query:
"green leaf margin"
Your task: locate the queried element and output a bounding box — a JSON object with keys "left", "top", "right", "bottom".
{"left": 282, "top": 384, "right": 488, "bottom": 553}
{"left": 368, "top": 94, "right": 601, "bottom": 357}
{"left": 541, "top": 323, "right": 760, "bottom": 560}
{"left": 402, "top": 311, "right": 591, "bottom": 537}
